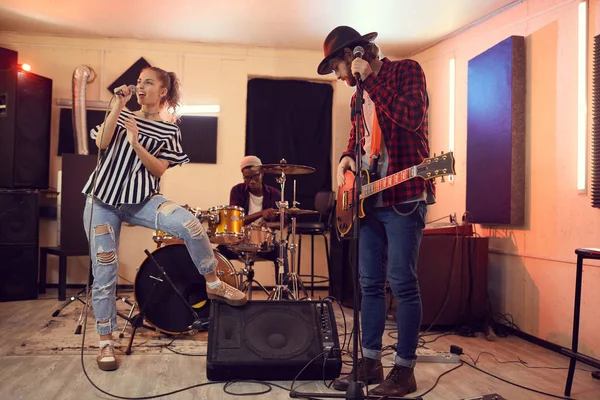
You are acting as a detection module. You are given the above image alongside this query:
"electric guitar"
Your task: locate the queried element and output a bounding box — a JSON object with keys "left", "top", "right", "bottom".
{"left": 336, "top": 152, "right": 456, "bottom": 236}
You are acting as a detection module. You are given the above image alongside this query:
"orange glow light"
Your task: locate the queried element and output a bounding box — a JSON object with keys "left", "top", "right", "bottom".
{"left": 21, "top": 63, "right": 31, "bottom": 71}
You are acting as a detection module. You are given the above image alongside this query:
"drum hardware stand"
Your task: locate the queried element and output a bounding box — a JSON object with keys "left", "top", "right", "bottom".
{"left": 235, "top": 251, "right": 270, "bottom": 300}
{"left": 124, "top": 274, "right": 166, "bottom": 355}
{"left": 267, "top": 161, "right": 295, "bottom": 301}
{"left": 49, "top": 261, "right": 135, "bottom": 334}
{"left": 123, "top": 249, "right": 208, "bottom": 355}
{"left": 284, "top": 184, "right": 310, "bottom": 301}
{"left": 118, "top": 296, "right": 140, "bottom": 339}
{"left": 50, "top": 287, "right": 92, "bottom": 335}
{"left": 51, "top": 261, "right": 94, "bottom": 321}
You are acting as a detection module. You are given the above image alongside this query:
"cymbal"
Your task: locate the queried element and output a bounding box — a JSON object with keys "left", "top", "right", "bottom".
{"left": 283, "top": 207, "right": 319, "bottom": 215}
{"left": 258, "top": 164, "right": 315, "bottom": 175}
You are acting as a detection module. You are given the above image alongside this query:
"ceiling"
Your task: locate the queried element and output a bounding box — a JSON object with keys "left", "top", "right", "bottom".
{"left": 0, "top": 0, "right": 522, "bottom": 57}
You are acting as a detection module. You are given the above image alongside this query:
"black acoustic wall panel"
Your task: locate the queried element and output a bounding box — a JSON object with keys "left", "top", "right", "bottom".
{"left": 60, "top": 154, "right": 98, "bottom": 252}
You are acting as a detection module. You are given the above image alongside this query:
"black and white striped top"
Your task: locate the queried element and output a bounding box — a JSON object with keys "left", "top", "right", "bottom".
{"left": 82, "top": 109, "right": 189, "bottom": 206}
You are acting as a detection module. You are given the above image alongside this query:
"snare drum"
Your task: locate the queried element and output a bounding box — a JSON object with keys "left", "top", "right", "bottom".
{"left": 206, "top": 205, "right": 245, "bottom": 244}
{"left": 231, "top": 225, "right": 275, "bottom": 252}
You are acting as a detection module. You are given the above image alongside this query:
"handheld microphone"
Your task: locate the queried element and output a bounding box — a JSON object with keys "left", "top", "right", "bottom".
{"left": 353, "top": 46, "right": 365, "bottom": 81}
{"left": 353, "top": 46, "right": 365, "bottom": 59}
{"left": 115, "top": 85, "right": 136, "bottom": 96}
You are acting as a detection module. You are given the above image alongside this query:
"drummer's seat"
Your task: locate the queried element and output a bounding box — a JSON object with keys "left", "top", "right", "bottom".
{"left": 290, "top": 191, "right": 335, "bottom": 296}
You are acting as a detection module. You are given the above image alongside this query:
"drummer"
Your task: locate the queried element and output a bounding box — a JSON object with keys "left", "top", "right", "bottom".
{"left": 217, "top": 155, "right": 289, "bottom": 284}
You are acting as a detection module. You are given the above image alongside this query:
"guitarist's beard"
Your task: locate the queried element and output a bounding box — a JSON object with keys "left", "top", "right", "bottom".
{"left": 345, "top": 74, "right": 358, "bottom": 87}
{"left": 339, "top": 59, "right": 358, "bottom": 87}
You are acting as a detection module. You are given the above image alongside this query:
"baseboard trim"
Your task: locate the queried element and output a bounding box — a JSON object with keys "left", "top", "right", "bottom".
{"left": 494, "top": 323, "right": 600, "bottom": 369}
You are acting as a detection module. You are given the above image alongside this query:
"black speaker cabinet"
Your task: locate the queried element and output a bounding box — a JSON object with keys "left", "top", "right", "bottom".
{"left": 207, "top": 300, "right": 342, "bottom": 381}
{"left": 0, "top": 246, "right": 38, "bottom": 301}
{"left": 0, "top": 189, "right": 39, "bottom": 301}
{"left": 0, "top": 189, "right": 39, "bottom": 245}
{"left": 0, "top": 67, "right": 52, "bottom": 189}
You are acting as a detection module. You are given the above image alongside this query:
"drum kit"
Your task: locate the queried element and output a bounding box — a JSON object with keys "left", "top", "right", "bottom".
{"left": 130, "top": 159, "right": 319, "bottom": 338}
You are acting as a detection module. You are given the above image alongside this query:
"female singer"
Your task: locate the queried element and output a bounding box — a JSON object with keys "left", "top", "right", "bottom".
{"left": 82, "top": 66, "right": 246, "bottom": 371}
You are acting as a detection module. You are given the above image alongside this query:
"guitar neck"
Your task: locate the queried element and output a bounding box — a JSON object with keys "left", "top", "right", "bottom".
{"left": 360, "top": 166, "right": 417, "bottom": 200}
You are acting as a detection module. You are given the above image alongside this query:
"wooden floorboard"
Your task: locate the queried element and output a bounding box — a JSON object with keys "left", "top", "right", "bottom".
{"left": 0, "top": 289, "right": 598, "bottom": 400}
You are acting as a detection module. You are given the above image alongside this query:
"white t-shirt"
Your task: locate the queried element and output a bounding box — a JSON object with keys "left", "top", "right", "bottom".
{"left": 248, "top": 192, "right": 264, "bottom": 224}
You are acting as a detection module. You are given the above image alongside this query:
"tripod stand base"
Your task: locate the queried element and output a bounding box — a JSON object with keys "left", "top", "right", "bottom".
{"left": 285, "top": 272, "right": 311, "bottom": 300}
{"left": 52, "top": 288, "right": 88, "bottom": 317}
{"left": 289, "top": 385, "right": 421, "bottom": 400}
{"left": 267, "top": 285, "right": 295, "bottom": 300}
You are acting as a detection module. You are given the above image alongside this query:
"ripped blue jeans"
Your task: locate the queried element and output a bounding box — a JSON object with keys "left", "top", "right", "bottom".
{"left": 83, "top": 195, "right": 217, "bottom": 335}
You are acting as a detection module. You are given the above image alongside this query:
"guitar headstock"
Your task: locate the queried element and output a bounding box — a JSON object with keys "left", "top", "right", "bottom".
{"left": 416, "top": 151, "right": 456, "bottom": 181}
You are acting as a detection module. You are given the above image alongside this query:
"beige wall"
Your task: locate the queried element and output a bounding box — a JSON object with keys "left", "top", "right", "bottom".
{"left": 414, "top": 0, "right": 599, "bottom": 357}
{"left": 0, "top": 33, "right": 349, "bottom": 289}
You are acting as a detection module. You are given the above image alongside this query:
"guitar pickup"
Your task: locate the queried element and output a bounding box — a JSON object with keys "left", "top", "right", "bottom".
{"left": 342, "top": 189, "right": 354, "bottom": 210}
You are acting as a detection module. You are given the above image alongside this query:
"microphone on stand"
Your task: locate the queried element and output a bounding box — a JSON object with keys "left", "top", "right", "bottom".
{"left": 353, "top": 46, "right": 365, "bottom": 59}
{"left": 114, "top": 85, "right": 136, "bottom": 96}
{"left": 188, "top": 319, "right": 210, "bottom": 331}
{"left": 353, "top": 46, "right": 365, "bottom": 82}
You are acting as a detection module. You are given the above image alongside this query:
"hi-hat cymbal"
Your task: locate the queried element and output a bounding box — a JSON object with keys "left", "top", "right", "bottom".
{"left": 258, "top": 164, "right": 316, "bottom": 175}
{"left": 283, "top": 207, "right": 319, "bottom": 215}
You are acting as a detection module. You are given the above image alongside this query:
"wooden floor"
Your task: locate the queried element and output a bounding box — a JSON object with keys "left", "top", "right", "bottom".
{"left": 0, "top": 289, "right": 598, "bottom": 400}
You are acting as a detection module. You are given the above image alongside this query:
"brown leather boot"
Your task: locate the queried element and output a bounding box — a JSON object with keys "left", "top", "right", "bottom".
{"left": 368, "top": 365, "right": 417, "bottom": 397}
{"left": 332, "top": 358, "right": 384, "bottom": 391}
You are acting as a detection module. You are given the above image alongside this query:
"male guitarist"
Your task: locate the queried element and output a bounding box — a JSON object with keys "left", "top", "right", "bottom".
{"left": 317, "top": 26, "right": 435, "bottom": 397}
{"left": 217, "top": 155, "right": 287, "bottom": 284}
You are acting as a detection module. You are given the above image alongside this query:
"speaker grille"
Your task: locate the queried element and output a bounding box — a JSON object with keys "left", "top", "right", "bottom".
{"left": 243, "top": 307, "right": 313, "bottom": 360}
{"left": 0, "top": 190, "right": 39, "bottom": 245}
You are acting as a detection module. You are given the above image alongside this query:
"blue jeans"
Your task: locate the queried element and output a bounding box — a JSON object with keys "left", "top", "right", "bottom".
{"left": 358, "top": 202, "right": 427, "bottom": 368}
{"left": 83, "top": 195, "right": 217, "bottom": 335}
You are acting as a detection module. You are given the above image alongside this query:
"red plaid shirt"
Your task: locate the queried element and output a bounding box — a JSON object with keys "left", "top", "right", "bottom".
{"left": 342, "top": 57, "right": 435, "bottom": 206}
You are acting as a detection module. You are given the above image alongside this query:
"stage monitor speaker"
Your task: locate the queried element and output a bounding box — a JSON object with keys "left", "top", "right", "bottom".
{"left": 0, "top": 67, "right": 52, "bottom": 189}
{"left": 207, "top": 300, "right": 342, "bottom": 381}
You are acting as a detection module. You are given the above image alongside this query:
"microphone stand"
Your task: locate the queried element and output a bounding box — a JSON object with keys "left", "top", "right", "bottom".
{"left": 346, "top": 73, "right": 366, "bottom": 400}
{"left": 290, "top": 76, "right": 419, "bottom": 400}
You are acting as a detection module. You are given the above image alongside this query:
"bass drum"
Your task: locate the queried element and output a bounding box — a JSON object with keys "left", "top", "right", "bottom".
{"left": 134, "top": 244, "right": 239, "bottom": 334}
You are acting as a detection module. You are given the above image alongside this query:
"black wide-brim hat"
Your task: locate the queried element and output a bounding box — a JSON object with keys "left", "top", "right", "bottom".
{"left": 317, "top": 26, "right": 378, "bottom": 75}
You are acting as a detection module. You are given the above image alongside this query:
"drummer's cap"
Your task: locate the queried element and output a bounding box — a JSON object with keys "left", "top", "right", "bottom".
{"left": 240, "top": 155, "right": 262, "bottom": 171}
